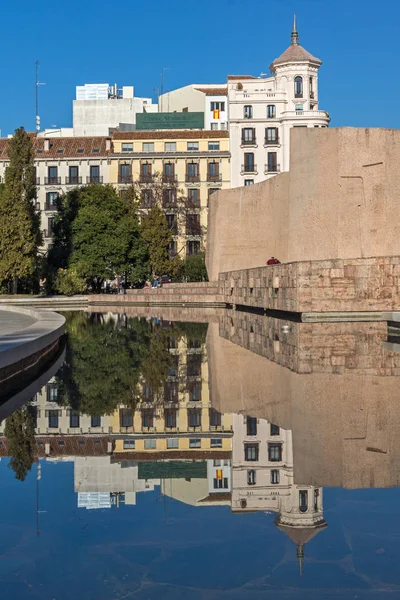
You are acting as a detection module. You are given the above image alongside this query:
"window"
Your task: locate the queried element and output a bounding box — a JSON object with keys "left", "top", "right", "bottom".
{"left": 210, "top": 409, "right": 222, "bottom": 427}
{"left": 295, "top": 76, "right": 303, "bottom": 98}
{"left": 122, "top": 143, "right": 133, "bottom": 152}
{"left": 168, "top": 240, "right": 177, "bottom": 258}
{"left": 188, "top": 188, "right": 200, "bottom": 204}
{"left": 165, "top": 142, "right": 176, "bottom": 152}
{"left": 123, "top": 440, "right": 135, "bottom": 449}
{"left": 244, "top": 105, "right": 253, "bottom": 119}
{"left": 244, "top": 443, "right": 259, "bottom": 461}
{"left": 242, "top": 128, "right": 256, "bottom": 145}
{"left": 163, "top": 162, "right": 175, "bottom": 180}
{"left": 271, "top": 469, "right": 280, "bottom": 484}
{"left": 92, "top": 148, "right": 99, "bottom": 153}
{"left": 211, "top": 438, "right": 222, "bottom": 448}
{"left": 268, "top": 443, "right": 282, "bottom": 462}
{"left": 164, "top": 381, "right": 178, "bottom": 401}
{"left": 267, "top": 152, "right": 278, "bottom": 173}
{"left": 295, "top": 104, "right": 304, "bottom": 112}
{"left": 142, "top": 189, "right": 153, "bottom": 206}
{"left": 270, "top": 424, "right": 280, "bottom": 436}
{"left": 144, "top": 439, "right": 156, "bottom": 449}
{"left": 120, "top": 409, "right": 133, "bottom": 428}
{"left": 167, "top": 438, "right": 179, "bottom": 449}
{"left": 47, "top": 217, "right": 55, "bottom": 238}
{"left": 142, "top": 409, "right": 155, "bottom": 428}
{"left": 210, "top": 101, "right": 225, "bottom": 112}
{"left": 214, "top": 477, "right": 229, "bottom": 489}
{"left": 208, "top": 141, "right": 220, "bottom": 151}
{"left": 299, "top": 490, "right": 308, "bottom": 512}
{"left": 187, "top": 141, "right": 199, "bottom": 151}
{"left": 309, "top": 77, "right": 314, "bottom": 99}
{"left": 119, "top": 163, "right": 131, "bottom": 182}
{"left": 220, "top": 122, "right": 226, "bottom": 130}
{"left": 57, "top": 440, "right": 65, "bottom": 447}
{"left": 314, "top": 489, "right": 319, "bottom": 510}
{"left": 166, "top": 213, "right": 177, "bottom": 234}
{"left": 142, "top": 142, "right": 154, "bottom": 152}
{"left": 140, "top": 162, "right": 152, "bottom": 181}
{"left": 47, "top": 384, "right": 58, "bottom": 403}
{"left": 186, "top": 162, "right": 199, "bottom": 180}
{"left": 246, "top": 417, "right": 257, "bottom": 436}
{"left": 47, "top": 166, "right": 58, "bottom": 183}
{"left": 210, "top": 123, "right": 218, "bottom": 130}
{"left": 189, "top": 383, "right": 201, "bottom": 402}
{"left": 68, "top": 165, "right": 79, "bottom": 184}
{"left": 265, "top": 127, "right": 278, "bottom": 144}
{"left": 267, "top": 105, "right": 276, "bottom": 119}
{"left": 186, "top": 214, "right": 201, "bottom": 236}
{"left": 243, "top": 152, "right": 255, "bottom": 173}
{"left": 91, "top": 415, "right": 101, "bottom": 428}
{"left": 189, "top": 438, "right": 201, "bottom": 448}
{"left": 70, "top": 411, "right": 80, "bottom": 428}
{"left": 89, "top": 165, "right": 100, "bottom": 183}
{"left": 188, "top": 409, "right": 201, "bottom": 428}
{"left": 48, "top": 410, "right": 59, "bottom": 429}
{"left": 187, "top": 354, "right": 202, "bottom": 376}
{"left": 244, "top": 179, "right": 254, "bottom": 186}
{"left": 214, "top": 460, "right": 221, "bottom": 467}
{"left": 187, "top": 240, "right": 200, "bottom": 256}
{"left": 247, "top": 470, "right": 256, "bottom": 485}
{"left": 165, "top": 409, "right": 177, "bottom": 429}
{"left": 77, "top": 148, "right": 84, "bottom": 154}
{"left": 45, "top": 192, "right": 58, "bottom": 209}
{"left": 163, "top": 188, "right": 176, "bottom": 207}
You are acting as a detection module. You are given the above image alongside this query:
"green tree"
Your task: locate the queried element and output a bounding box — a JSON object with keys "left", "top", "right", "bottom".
{"left": 183, "top": 252, "right": 208, "bottom": 282}
{"left": 0, "top": 128, "right": 41, "bottom": 293}
{"left": 5, "top": 403, "right": 36, "bottom": 481}
{"left": 141, "top": 205, "right": 172, "bottom": 275}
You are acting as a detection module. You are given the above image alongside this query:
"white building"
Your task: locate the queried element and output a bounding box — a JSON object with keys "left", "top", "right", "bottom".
{"left": 159, "top": 84, "right": 228, "bottom": 130}
{"left": 73, "top": 83, "right": 157, "bottom": 136}
{"left": 228, "top": 16, "right": 330, "bottom": 187}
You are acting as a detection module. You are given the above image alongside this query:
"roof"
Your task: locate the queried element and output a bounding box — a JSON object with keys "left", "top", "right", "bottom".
{"left": 0, "top": 136, "right": 111, "bottom": 160}
{"left": 270, "top": 43, "right": 322, "bottom": 69}
{"left": 0, "top": 436, "right": 113, "bottom": 457}
{"left": 277, "top": 521, "right": 327, "bottom": 545}
{"left": 112, "top": 130, "right": 229, "bottom": 140}
{"left": 112, "top": 450, "right": 231, "bottom": 462}
{"left": 198, "top": 492, "right": 232, "bottom": 503}
{"left": 227, "top": 75, "right": 258, "bottom": 80}
{"left": 195, "top": 87, "right": 227, "bottom": 96}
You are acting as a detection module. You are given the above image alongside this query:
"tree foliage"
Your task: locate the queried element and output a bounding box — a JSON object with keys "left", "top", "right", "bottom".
{"left": 140, "top": 205, "right": 172, "bottom": 275}
{"left": 5, "top": 403, "right": 36, "bottom": 481}
{"left": 0, "top": 128, "right": 41, "bottom": 290}
{"left": 183, "top": 252, "right": 208, "bottom": 282}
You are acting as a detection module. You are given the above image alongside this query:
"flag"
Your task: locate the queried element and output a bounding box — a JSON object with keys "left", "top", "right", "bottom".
{"left": 216, "top": 469, "right": 223, "bottom": 480}
{"left": 213, "top": 109, "right": 220, "bottom": 119}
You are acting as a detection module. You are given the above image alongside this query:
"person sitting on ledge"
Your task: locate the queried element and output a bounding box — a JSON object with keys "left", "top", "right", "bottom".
{"left": 266, "top": 257, "right": 281, "bottom": 265}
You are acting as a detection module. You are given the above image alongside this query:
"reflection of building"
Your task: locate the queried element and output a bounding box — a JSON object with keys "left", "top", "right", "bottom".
{"left": 231, "top": 413, "right": 326, "bottom": 572}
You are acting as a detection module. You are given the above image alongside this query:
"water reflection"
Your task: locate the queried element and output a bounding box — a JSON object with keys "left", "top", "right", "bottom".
{"left": 1, "top": 310, "right": 400, "bottom": 597}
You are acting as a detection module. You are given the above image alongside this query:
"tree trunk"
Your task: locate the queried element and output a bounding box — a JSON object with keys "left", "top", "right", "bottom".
{"left": 12, "top": 276, "right": 18, "bottom": 294}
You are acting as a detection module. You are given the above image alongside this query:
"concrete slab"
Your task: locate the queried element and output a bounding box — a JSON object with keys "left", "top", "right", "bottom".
{"left": 0, "top": 310, "right": 36, "bottom": 336}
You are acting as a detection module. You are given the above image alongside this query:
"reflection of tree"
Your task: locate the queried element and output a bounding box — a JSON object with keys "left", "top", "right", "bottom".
{"left": 5, "top": 403, "right": 36, "bottom": 481}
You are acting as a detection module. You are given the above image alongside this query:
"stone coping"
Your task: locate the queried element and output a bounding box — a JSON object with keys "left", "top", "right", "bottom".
{"left": 0, "top": 306, "right": 65, "bottom": 371}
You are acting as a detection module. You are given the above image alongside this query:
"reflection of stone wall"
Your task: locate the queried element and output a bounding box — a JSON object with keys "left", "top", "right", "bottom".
{"left": 219, "top": 311, "right": 396, "bottom": 375}
{"left": 219, "top": 256, "right": 400, "bottom": 313}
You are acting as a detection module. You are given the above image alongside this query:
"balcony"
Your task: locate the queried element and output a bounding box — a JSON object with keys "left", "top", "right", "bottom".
{"left": 241, "top": 164, "right": 257, "bottom": 175}
{"left": 186, "top": 174, "right": 200, "bottom": 183}
{"left": 264, "top": 137, "right": 279, "bottom": 145}
{"left": 207, "top": 173, "right": 222, "bottom": 183}
{"left": 87, "top": 176, "right": 103, "bottom": 184}
{"left": 44, "top": 177, "right": 61, "bottom": 185}
{"left": 281, "top": 109, "right": 329, "bottom": 120}
{"left": 65, "top": 176, "right": 82, "bottom": 185}
{"left": 139, "top": 173, "right": 153, "bottom": 184}
{"left": 43, "top": 229, "right": 54, "bottom": 239}
{"left": 36, "top": 177, "right": 41, "bottom": 185}
{"left": 120, "top": 425, "right": 134, "bottom": 434}
{"left": 142, "top": 425, "right": 155, "bottom": 433}
{"left": 162, "top": 174, "right": 177, "bottom": 183}
{"left": 241, "top": 139, "right": 256, "bottom": 146}
{"left": 264, "top": 163, "right": 280, "bottom": 174}
{"left": 45, "top": 202, "right": 58, "bottom": 211}
{"left": 118, "top": 175, "right": 133, "bottom": 184}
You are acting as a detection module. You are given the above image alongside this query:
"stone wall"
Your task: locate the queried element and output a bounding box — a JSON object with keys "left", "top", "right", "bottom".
{"left": 219, "top": 255, "right": 400, "bottom": 313}
{"left": 207, "top": 127, "right": 400, "bottom": 281}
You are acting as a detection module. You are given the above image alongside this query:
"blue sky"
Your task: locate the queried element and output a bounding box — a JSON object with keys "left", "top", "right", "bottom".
{"left": 1, "top": 0, "right": 399, "bottom": 135}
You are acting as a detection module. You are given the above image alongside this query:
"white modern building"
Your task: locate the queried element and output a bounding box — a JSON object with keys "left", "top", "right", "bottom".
{"left": 228, "top": 16, "right": 330, "bottom": 187}
{"left": 159, "top": 84, "right": 228, "bottom": 130}
{"left": 73, "top": 83, "right": 157, "bottom": 136}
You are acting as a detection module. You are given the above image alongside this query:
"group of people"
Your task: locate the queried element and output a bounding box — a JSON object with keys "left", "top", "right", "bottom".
{"left": 144, "top": 275, "right": 163, "bottom": 289}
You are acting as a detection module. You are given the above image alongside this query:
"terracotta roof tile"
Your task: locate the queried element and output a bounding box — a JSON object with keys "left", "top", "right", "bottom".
{"left": 0, "top": 136, "right": 111, "bottom": 160}
{"left": 227, "top": 75, "right": 258, "bottom": 80}
{"left": 270, "top": 43, "right": 322, "bottom": 69}
{"left": 112, "top": 130, "right": 229, "bottom": 140}
{"left": 195, "top": 87, "right": 228, "bottom": 96}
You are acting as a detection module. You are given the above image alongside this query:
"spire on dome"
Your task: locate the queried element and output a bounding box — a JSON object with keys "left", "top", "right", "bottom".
{"left": 291, "top": 14, "right": 299, "bottom": 46}
{"left": 297, "top": 543, "right": 304, "bottom": 577}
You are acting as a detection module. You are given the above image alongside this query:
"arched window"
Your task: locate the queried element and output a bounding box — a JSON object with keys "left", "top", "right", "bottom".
{"left": 294, "top": 76, "right": 303, "bottom": 98}
{"left": 299, "top": 490, "right": 308, "bottom": 512}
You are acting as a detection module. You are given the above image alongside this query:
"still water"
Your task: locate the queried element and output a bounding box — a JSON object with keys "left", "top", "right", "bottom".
{"left": 1, "top": 309, "right": 400, "bottom": 599}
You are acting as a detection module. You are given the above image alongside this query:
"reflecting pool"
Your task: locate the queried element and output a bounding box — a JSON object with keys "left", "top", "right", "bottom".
{"left": 1, "top": 309, "right": 400, "bottom": 599}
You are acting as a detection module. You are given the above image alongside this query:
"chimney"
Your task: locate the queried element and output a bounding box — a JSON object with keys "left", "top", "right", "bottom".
{"left": 106, "top": 138, "right": 111, "bottom": 151}
{"left": 44, "top": 138, "right": 50, "bottom": 152}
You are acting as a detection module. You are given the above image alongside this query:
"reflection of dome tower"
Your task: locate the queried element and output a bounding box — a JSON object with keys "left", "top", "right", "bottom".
{"left": 275, "top": 485, "right": 327, "bottom": 575}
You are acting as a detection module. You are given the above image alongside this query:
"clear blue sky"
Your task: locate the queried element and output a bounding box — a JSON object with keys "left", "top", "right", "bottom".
{"left": 1, "top": 0, "right": 399, "bottom": 136}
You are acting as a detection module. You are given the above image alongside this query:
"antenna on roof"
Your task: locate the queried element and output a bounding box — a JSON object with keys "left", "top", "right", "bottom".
{"left": 35, "top": 61, "right": 46, "bottom": 134}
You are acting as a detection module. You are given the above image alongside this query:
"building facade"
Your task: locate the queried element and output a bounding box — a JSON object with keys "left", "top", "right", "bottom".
{"left": 228, "top": 17, "right": 329, "bottom": 187}
{"left": 159, "top": 84, "right": 228, "bottom": 130}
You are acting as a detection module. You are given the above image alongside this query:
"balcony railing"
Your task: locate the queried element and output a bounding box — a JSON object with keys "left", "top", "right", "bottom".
{"left": 65, "top": 176, "right": 82, "bottom": 185}
{"left": 264, "top": 137, "right": 279, "bottom": 145}
{"left": 241, "top": 139, "right": 256, "bottom": 146}
{"left": 45, "top": 202, "right": 58, "bottom": 211}
{"left": 44, "top": 177, "right": 61, "bottom": 185}
{"left": 36, "top": 177, "right": 41, "bottom": 185}
{"left": 118, "top": 175, "right": 133, "bottom": 184}
{"left": 139, "top": 173, "right": 153, "bottom": 183}
{"left": 241, "top": 164, "right": 257, "bottom": 175}
{"left": 86, "top": 176, "right": 103, "bottom": 184}
{"left": 264, "top": 163, "right": 280, "bottom": 174}
{"left": 162, "top": 174, "right": 177, "bottom": 183}
{"left": 186, "top": 174, "right": 200, "bottom": 183}
{"left": 207, "top": 173, "right": 222, "bottom": 182}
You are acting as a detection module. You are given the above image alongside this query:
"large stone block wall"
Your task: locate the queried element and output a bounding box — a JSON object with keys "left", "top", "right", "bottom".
{"left": 219, "top": 255, "right": 400, "bottom": 313}
{"left": 207, "top": 127, "right": 400, "bottom": 281}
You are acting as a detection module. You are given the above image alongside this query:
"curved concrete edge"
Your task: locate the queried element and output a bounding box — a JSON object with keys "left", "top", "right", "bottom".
{"left": 0, "top": 306, "right": 66, "bottom": 371}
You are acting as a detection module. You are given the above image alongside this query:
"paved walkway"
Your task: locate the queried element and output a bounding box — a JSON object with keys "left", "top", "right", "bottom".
{"left": 0, "top": 310, "right": 36, "bottom": 336}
